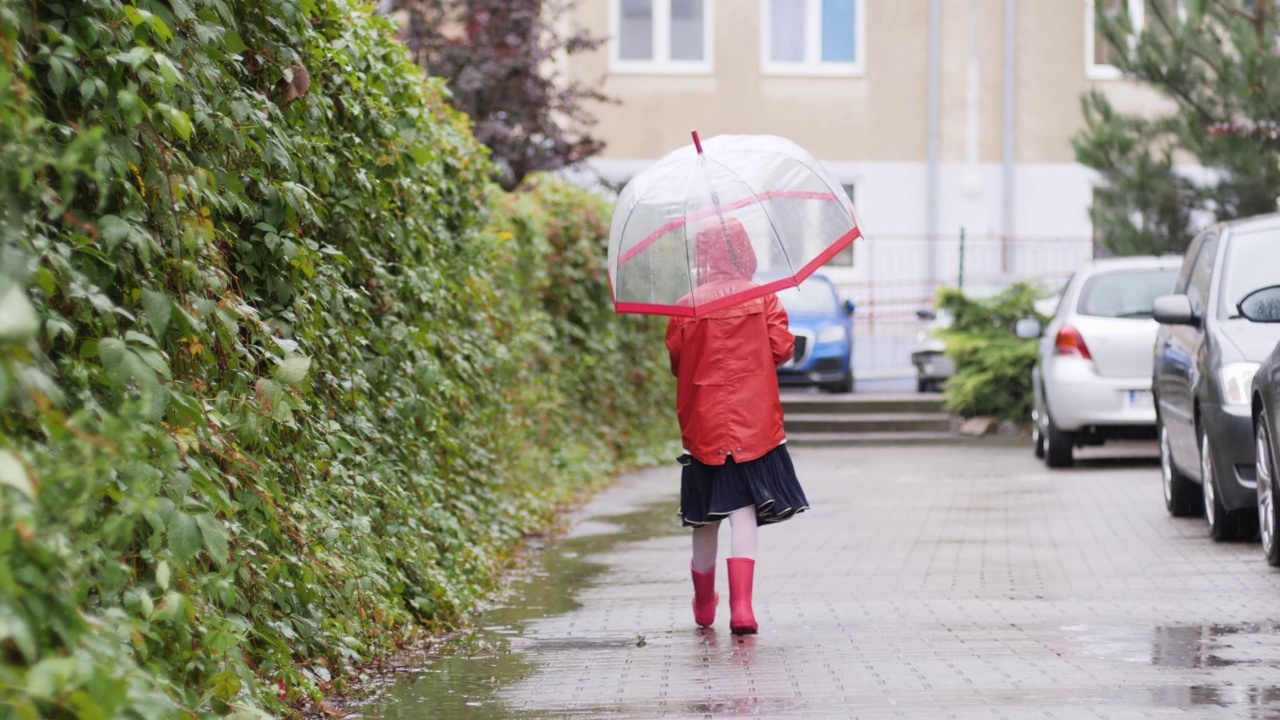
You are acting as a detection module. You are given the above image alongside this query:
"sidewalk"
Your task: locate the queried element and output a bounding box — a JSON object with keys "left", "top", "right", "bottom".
{"left": 366, "top": 443, "right": 1280, "bottom": 719}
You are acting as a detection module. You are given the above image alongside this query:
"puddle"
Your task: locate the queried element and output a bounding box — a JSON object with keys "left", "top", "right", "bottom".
{"left": 1069, "top": 622, "right": 1280, "bottom": 716}
{"left": 1068, "top": 622, "right": 1280, "bottom": 670}
{"left": 355, "top": 497, "right": 681, "bottom": 719}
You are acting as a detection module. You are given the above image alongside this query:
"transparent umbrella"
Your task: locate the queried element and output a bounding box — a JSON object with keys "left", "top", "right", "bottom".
{"left": 607, "top": 131, "right": 862, "bottom": 318}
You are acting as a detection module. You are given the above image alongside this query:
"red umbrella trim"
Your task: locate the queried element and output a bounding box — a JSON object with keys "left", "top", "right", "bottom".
{"left": 617, "top": 190, "right": 850, "bottom": 267}
{"left": 614, "top": 225, "right": 863, "bottom": 318}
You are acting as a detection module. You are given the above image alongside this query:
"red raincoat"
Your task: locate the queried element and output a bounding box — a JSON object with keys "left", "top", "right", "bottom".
{"left": 666, "top": 218, "right": 795, "bottom": 465}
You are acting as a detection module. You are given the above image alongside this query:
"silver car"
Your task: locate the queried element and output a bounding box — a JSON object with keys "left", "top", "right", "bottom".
{"left": 1023, "top": 256, "right": 1183, "bottom": 468}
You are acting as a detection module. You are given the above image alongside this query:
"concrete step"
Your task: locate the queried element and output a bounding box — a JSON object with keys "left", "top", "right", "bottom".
{"left": 786, "top": 431, "right": 966, "bottom": 446}
{"left": 784, "top": 412, "right": 953, "bottom": 434}
{"left": 781, "top": 392, "right": 945, "bottom": 416}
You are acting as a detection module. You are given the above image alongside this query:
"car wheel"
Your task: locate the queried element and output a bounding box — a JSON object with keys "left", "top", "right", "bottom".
{"left": 1044, "top": 417, "right": 1074, "bottom": 468}
{"left": 1032, "top": 423, "right": 1045, "bottom": 459}
{"left": 1160, "top": 418, "right": 1201, "bottom": 517}
{"left": 1201, "top": 427, "right": 1256, "bottom": 542}
{"left": 1258, "top": 420, "right": 1280, "bottom": 566}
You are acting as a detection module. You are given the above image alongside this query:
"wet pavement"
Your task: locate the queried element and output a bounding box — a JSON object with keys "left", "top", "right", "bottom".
{"left": 360, "top": 442, "right": 1280, "bottom": 719}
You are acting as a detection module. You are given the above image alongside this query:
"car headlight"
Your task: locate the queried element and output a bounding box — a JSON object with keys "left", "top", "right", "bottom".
{"left": 817, "top": 326, "right": 847, "bottom": 344}
{"left": 1220, "top": 362, "right": 1260, "bottom": 406}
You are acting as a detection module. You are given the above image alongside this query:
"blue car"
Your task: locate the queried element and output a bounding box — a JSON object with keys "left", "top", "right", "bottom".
{"left": 776, "top": 275, "right": 856, "bottom": 393}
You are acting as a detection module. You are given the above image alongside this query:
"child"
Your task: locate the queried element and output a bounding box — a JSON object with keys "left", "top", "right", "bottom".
{"left": 665, "top": 216, "right": 810, "bottom": 635}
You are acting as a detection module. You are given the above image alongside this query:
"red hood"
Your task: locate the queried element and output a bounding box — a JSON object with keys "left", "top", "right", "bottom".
{"left": 696, "top": 216, "right": 757, "bottom": 285}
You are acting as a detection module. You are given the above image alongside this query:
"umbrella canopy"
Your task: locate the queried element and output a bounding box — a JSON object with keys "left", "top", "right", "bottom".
{"left": 608, "top": 132, "right": 862, "bottom": 318}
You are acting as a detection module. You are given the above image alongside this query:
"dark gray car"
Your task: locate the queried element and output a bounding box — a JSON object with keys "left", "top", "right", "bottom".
{"left": 1153, "top": 214, "right": 1280, "bottom": 541}
{"left": 1244, "top": 285, "right": 1280, "bottom": 564}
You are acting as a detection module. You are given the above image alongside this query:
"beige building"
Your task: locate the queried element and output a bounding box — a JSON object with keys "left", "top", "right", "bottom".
{"left": 564, "top": 0, "right": 1174, "bottom": 369}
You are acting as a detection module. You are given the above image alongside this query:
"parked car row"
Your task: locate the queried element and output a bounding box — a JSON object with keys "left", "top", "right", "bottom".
{"left": 1021, "top": 255, "right": 1182, "bottom": 467}
{"left": 1021, "top": 213, "right": 1280, "bottom": 565}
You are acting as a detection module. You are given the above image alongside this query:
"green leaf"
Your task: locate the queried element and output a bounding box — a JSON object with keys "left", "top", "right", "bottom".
{"left": 25, "top": 657, "right": 77, "bottom": 700}
{"left": 0, "top": 611, "right": 36, "bottom": 662}
{"left": 124, "top": 330, "right": 159, "bottom": 350}
{"left": 97, "top": 338, "right": 127, "bottom": 377}
{"left": 156, "top": 560, "right": 170, "bottom": 591}
{"left": 274, "top": 355, "right": 311, "bottom": 386}
{"left": 195, "top": 513, "right": 228, "bottom": 567}
{"left": 99, "top": 215, "right": 130, "bottom": 247}
{"left": 209, "top": 669, "right": 241, "bottom": 701}
{"left": 0, "top": 287, "right": 39, "bottom": 345}
{"left": 141, "top": 289, "right": 171, "bottom": 338}
{"left": 125, "top": 45, "right": 151, "bottom": 68}
{"left": 223, "top": 28, "right": 247, "bottom": 54}
{"left": 66, "top": 691, "right": 109, "bottom": 720}
{"left": 149, "top": 16, "right": 175, "bottom": 43}
{"left": 0, "top": 451, "right": 35, "bottom": 501}
{"left": 153, "top": 54, "right": 183, "bottom": 87}
{"left": 158, "top": 104, "right": 192, "bottom": 142}
{"left": 153, "top": 591, "right": 183, "bottom": 622}
{"left": 49, "top": 59, "right": 67, "bottom": 97}
{"left": 167, "top": 511, "right": 200, "bottom": 563}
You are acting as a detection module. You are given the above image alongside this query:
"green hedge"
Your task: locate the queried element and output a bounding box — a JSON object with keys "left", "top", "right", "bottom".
{"left": 0, "top": 0, "right": 674, "bottom": 717}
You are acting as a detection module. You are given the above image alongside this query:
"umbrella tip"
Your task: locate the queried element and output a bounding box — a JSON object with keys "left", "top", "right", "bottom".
{"left": 691, "top": 130, "right": 703, "bottom": 154}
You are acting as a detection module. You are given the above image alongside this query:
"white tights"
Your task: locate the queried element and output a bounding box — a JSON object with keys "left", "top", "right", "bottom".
{"left": 690, "top": 506, "right": 758, "bottom": 573}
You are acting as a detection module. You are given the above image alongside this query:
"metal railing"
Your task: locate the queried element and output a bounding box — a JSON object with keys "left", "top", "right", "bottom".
{"left": 838, "top": 233, "right": 1096, "bottom": 373}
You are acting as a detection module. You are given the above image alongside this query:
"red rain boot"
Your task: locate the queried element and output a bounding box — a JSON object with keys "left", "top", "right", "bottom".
{"left": 691, "top": 561, "right": 718, "bottom": 627}
{"left": 727, "top": 557, "right": 758, "bottom": 635}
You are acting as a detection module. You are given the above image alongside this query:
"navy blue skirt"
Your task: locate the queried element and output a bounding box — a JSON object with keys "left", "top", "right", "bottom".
{"left": 679, "top": 443, "right": 809, "bottom": 527}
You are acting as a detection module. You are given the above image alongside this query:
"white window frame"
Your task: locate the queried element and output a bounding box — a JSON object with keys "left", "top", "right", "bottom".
{"left": 1085, "top": 0, "right": 1144, "bottom": 80}
{"left": 822, "top": 182, "right": 858, "bottom": 269}
{"left": 760, "top": 0, "right": 866, "bottom": 77}
{"left": 609, "top": 0, "right": 714, "bottom": 75}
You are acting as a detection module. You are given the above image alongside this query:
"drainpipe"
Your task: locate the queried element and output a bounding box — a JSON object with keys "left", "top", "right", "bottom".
{"left": 926, "top": 0, "right": 941, "bottom": 291}
{"left": 1002, "top": 0, "right": 1017, "bottom": 272}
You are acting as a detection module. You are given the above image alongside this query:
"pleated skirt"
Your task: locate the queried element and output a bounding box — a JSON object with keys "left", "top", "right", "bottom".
{"left": 679, "top": 443, "right": 809, "bottom": 527}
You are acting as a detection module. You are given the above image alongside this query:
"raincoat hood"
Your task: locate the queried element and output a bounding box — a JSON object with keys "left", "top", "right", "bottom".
{"left": 696, "top": 217, "right": 758, "bottom": 285}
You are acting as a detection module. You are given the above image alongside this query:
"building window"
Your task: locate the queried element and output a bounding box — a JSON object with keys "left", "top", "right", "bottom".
{"left": 611, "top": 0, "right": 713, "bottom": 74}
{"left": 762, "top": 0, "right": 865, "bottom": 77}
{"left": 824, "top": 183, "right": 857, "bottom": 268}
{"left": 1086, "top": 0, "right": 1150, "bottom": 79}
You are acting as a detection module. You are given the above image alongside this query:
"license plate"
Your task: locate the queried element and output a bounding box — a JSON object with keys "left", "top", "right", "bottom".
{"left": 1127, "top": 390, "right": 1154, "bottom": 409}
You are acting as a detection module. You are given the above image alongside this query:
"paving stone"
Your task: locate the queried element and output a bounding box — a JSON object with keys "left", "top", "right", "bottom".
{"left": 368, "top": 441, "right": 1280, "bottom": 719}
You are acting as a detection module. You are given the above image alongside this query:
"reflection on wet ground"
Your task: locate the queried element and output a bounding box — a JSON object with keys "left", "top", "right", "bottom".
{"left": 358, "top": 488, "right": 681, "bottom": 719}
{"left": 1066, "top": 622, "right": 1280, "bottom": 717}
{"left": 359, "top": 445, "right": 1280, "bottom": 719}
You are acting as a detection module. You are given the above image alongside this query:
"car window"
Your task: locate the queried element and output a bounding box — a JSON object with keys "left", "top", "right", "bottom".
{"left": 1076, "top": 268, "right": 1179, "bottom": 318}
{"left": 778, "top": 281, "right": 837, "bottom": 315}
{"left": 1186, "top": 233, "right": 1219, "bottom": 314}
{"left": 1173, "top": 231, "right": 1209, "bottom": 294}
{"left": 1048, "top": 275, "right": 1073, "bottom": 318}
{"left": 1219, "top": 227, "right": 1280, "bottom": 318}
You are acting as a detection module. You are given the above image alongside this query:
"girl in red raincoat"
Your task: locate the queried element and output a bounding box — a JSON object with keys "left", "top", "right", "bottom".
{"left": 666, "top": 216, "right": 809, "bottom": 635}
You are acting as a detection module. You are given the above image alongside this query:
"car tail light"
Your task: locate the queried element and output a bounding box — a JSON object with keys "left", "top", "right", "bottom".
{"left": 1054, "top": 325, "right": 1092, "bottom": 360}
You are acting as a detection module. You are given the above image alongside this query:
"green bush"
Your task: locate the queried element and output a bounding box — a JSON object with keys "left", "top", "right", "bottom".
{"left": 0, "top": 0, "right": 673, "bottom": 717}
{"left": 937, "top": 283, "right": 1047, "bottom": 424}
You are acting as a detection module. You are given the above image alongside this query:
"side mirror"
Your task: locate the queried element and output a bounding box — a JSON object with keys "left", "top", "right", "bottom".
{"left": 1237, "top": 284, "right": 1280, "bottom": 322}
{"left": 1152, "top": 294, "right": 1197, "bottom": 326}
{"left": 1014, "top": 318, "right": 1042, "bottom": 339}
{"left": 916, "top": 308, "right": 937, "bottom": 321}
{"left": 843, "top": 299, "right": 856, "bottom": 316}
